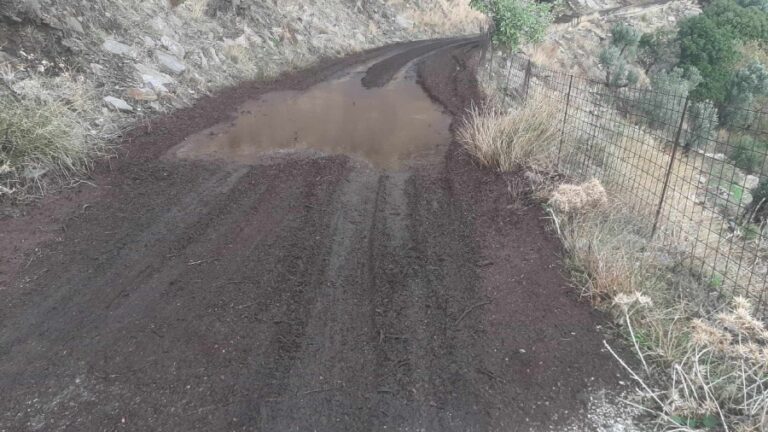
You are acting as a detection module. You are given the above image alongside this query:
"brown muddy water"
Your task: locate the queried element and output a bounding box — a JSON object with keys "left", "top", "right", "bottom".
{"left": 170, "top": 73, "right": 452, "bottom": 169}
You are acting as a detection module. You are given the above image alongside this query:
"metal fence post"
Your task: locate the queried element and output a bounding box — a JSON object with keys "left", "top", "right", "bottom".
{"left": 487, "top": 42, "right": 495, "bottom": 81}
{"left": 652, "top": 96, "right": 690, "bottom": 237}
{"left": 556, "top": 75, "right": 575, "bottom": 168}
{"left": 523, "top": 59, "right": 532, "bottom": 100}
{"left": 503, "top": 55, "right": 514, "bottom": 105}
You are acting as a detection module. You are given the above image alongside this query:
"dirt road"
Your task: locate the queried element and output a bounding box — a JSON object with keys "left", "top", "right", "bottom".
{"left": 1, "top": 39, "right": 627, "bottom": 431}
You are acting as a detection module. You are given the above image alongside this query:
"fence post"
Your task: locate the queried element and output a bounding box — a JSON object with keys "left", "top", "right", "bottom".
{"left": 523, "top": 59, "right": 532, "bottom": 100}
{"left": 503, "top": 55, "right": 514, "bottom": 105}
{"left": 556, "top": 75, "right": 575, "bottom": 169}
{"left": 652, "top": 96, "right": 690, "bottom": 237}
{"left": 487, "top": 42, "right": 495, "bottom": 81}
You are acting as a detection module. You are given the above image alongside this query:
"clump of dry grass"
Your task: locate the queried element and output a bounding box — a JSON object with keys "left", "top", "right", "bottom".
{"left": 457, "top": 95, "right": 563, "bottom": 171}
{"left": 0, "top": 73, "right": 112, "bottom": 197}
{"left": 550, "top": 202, "right": 660, "bottom": 304}
{"left": 550, "top": 178, "right": 608, "bottom": 213}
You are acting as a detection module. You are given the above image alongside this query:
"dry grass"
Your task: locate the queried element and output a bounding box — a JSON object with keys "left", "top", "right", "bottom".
{"left": 457, "top": 94, "right": 564, "bottom": 172}
{"left": 550, "top": 198, "right": 768, "bottom": 430}
{"left": 612, "top": 296, "right": 768, "bottom": 432}
{"left": 398, "top": 0, "right": 485, "bottom": 34}
{"left": 550, "top": 203, "right": 662, "bottom": 303}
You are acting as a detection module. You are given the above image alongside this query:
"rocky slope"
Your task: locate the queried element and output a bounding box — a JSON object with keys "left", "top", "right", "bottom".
{"left": 0, "top": 0, "right": 482, "bottom": 197}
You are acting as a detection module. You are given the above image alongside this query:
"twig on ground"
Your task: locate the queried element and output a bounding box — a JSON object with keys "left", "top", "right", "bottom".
{"left": 455, "top": 300, "right": 492, "bottom": 326}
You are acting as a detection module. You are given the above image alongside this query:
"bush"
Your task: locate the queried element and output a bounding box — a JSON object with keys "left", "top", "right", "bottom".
{"left": 730, "top": 135, "right": 768, "bottom": 174}
{"left": 470, "top": 0, "right": 554, "bottom": 50}
{"left": 457, "top": 95, "right": 562, "bottom": 171}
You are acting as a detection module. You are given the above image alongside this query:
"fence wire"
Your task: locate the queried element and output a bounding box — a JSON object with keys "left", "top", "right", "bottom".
{"left": 489, "top": 54, "right": 768, "bottom": 318}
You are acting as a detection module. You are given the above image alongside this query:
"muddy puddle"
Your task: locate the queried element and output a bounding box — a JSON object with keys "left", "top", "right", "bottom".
{"left": 170, "top": 73, "right": 452, "bottom": 170}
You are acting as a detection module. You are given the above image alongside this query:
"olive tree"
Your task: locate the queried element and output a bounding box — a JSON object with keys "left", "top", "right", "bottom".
{"left": 637, "top": 67, "right": 702, "bottom": 129}
{"left": 599, "top": 23, "right": 641, "bottom": 87}
{"left": 637, "top": 29, "right": 679, "bottom": 74}
{"left": 685, "top": 100, "right": 719, "bottom": 151}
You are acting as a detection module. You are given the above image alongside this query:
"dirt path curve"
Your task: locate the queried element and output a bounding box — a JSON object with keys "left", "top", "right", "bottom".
{"left": 1, "top": 38, "right": 627, "bottom": 431}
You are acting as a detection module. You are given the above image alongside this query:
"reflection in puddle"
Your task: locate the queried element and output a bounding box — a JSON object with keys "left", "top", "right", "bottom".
{"left": 170, "top": 76, "right": 452, "bottom": 169}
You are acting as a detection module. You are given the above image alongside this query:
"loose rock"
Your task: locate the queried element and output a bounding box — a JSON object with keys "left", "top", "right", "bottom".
{"left": 102, "top": 39, "right": 134, "bottom": 57}
{"left": 103, "top": 96, "right": 133, "bottom": 112}
{"left": 126, "top": 88, "right": 158, "bottom": 102}
{"left": 155, "top": 50, "right": 187, "bottom": 75}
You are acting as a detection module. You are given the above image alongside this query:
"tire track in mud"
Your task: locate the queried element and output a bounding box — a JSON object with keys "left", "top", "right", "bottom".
{"left": 258, "top": 165, "right": 383, "bottom": 431}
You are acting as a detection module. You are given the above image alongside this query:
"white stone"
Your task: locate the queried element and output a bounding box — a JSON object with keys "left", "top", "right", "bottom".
{"left": 135, "top": 64, "right": 174, "bottom": 93}
{"left": 745, "top": 175, "right": 760, "bottom": 190}
{"left": 103, "top": 96, "right": 133, "bottom": 112}
{"left": 155, "top": 50, "right": 186, "bottom": 75}
{"left": 102, "top": 39, "right": 134, "bottom": 57}
{"left": 395, "top": 15, "right": 413, "bottom": 29}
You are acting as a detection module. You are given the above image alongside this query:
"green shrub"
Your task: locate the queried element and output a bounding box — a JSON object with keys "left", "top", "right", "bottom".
{"left": 678, "top": 14, "right": 741, "bottom": 103}
{"left": 730, "top": 135, "right": 768, "bottom": 173}
{"left": 470, "top": 0, "right": 554, "bottom": 50}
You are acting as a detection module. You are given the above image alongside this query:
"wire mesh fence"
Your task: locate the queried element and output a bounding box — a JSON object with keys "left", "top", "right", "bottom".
{"left": 486, "top": 53, "right": 768, "bottom": 318}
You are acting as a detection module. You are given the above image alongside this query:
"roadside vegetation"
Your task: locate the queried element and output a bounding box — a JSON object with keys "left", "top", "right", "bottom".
{"left": 466, "top": 0, "right": 768, "bottom": 429}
